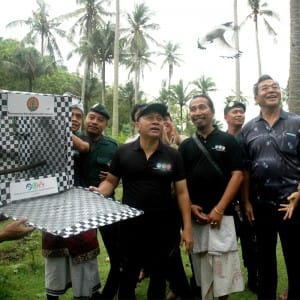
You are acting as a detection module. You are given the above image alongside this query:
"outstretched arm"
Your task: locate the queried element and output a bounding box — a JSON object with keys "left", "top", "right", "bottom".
{"left": 89, "top": 173, "right": 120, "bottom": 197}
{"left": 0, "top": 217, "right": 34, "bottom": 242}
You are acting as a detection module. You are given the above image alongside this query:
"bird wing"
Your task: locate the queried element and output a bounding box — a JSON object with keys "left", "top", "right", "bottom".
{"left": 197, "top": 22, "right": 242, "bottom": 58}
{"left": 213, "top": 35, "right": 242, "bottom": 58}
{"left": 197, "top": 27, "right": 226, "bottom": 47}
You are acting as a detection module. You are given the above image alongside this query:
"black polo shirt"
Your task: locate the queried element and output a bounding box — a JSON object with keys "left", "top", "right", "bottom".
{"left": 109, "top": 138, "right": 186, "bottom": 213}
{"left": 178, "top": 128, "right": 243, "bottom": 214}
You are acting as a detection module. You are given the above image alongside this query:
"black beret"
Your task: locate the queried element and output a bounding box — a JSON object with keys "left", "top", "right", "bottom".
{"left": 224, "top": 101, "right": 246, "bottom": 115}
{"left": 89, "top": 103, "right": 110, "bottom": 119}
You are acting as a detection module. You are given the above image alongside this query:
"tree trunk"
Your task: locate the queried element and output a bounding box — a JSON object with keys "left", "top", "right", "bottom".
{"left": 254, "top": 17, "right": 262, "bottom": 77}
{"left": 81, "top": 60, "right": 88, "bottom": 113}
{"left": 234, "top": 0, "right": 241, "bottom": 101}
{"left": 101, "top": 60, "right": 106, "bottom": 105}
{"left": 288, "top": 0, "right": 300, "bottom": 114}
{"left": 134, "top": 54, "right": 140, "bottom": 105}
{"left": 112, "top": 0, "right": 120, "bottom": 137}
{"left": 168, "top": 64, "right": 172, "bottom": 108}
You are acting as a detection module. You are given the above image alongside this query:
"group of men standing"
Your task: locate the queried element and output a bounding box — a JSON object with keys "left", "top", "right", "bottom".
{"left": 38, "top": 74, "right": 300, "bottom": 300}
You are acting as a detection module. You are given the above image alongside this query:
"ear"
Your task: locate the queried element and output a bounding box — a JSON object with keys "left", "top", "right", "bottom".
{"left": 254, "top": 95, "right": 259, "bottom": 105}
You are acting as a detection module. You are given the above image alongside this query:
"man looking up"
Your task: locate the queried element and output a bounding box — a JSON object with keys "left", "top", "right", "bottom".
{"left": 179, "top": 94, "right": 245, "bottom": 300}
{"left": 241, "top": 75, "right": 300, "bottom": 300}
{"left": 90, "top": 103, "right": 193, "bottom": 300}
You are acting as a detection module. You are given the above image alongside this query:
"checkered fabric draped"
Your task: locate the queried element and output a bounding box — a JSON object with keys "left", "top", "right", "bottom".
{"left": 0, "top": 91, "right": 73, "bottom": 205}
{"left": 0, "top": 187, "right": 143, "bottom": 238}
{"left": 0, "top": 91, "right": 143, "bottom": 236}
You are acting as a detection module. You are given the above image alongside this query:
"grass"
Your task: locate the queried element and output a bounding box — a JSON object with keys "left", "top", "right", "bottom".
{"left": 0, "top": 218, "right": 288, "bottom": 300}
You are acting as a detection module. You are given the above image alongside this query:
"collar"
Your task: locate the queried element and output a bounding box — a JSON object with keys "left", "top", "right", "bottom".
{"left": 132, "top": 137, "right": 164, "bottom": 153}
{"left": 196, "top": 126, "right": 218, "bottom": 140}
{"left": 256, "top": 108, "right": 288, "bottom": 122}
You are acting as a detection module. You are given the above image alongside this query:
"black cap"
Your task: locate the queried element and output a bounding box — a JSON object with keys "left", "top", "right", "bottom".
{"left": 89, "top": 103, "right": 110, "bottom": 119}
{"left": 224, "top": 101, "right": 246, "bottom": 115}
{"left": 136, "top": 103, "right": 168, "bottom": 120}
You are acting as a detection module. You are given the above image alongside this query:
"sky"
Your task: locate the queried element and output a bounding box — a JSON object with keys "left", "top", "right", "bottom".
{"left": 0, "top": 0, "right": 290, "bottom": 125}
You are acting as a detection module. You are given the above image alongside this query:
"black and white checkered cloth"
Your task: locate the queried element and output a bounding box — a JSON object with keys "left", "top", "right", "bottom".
{"left": 0, "top": 91, "right": 143, "bottom": 237}
{"left": 0, "top": 187, "right": 143, "bottom": 238}
{"left": 0, "top": 91, "right": 73, "bottom": 205}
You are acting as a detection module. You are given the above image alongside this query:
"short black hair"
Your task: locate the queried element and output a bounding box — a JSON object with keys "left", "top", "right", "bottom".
{"left": 190, "top": 94, "right": 215, "bottom": 113}
{"left": 130, "top": 104, "right": 147, "bottom": 122}
{"left": 253, "top": 74, "right": 274, "bottom": 96}
{"left": 224, "top": 101, "right": 246, "bottom": 115}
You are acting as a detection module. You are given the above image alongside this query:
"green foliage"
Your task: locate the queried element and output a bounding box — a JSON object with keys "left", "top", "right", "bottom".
{"left": 0, "top": 217, "right": 288, "bottom": 299}
{"left": 34, "top": 67, "right": 80, "bottom": 95}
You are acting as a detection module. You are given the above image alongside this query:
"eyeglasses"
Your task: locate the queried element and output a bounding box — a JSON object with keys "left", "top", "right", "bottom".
{"left": 259, "top": 83, "right": 280, "bottom": 92}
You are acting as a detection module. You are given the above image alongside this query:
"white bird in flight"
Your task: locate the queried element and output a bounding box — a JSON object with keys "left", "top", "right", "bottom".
{"left": 197, "top": 22, "right": 242, "bottom": 59}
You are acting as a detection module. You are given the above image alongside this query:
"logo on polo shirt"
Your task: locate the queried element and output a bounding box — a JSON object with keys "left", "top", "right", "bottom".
{"left": 212, "top": 145, "right": 226, "bottom": 152}
{"left": 153, "top": 162, "right": 172, "bottom": 172}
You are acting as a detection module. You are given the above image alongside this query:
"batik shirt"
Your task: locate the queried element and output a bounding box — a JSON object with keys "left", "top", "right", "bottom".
{"left": 241, "top": 109, "right": 300, "bottom": 203}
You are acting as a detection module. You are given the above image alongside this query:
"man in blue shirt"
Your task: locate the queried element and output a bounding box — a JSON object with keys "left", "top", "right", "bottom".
{"left": 241, "top": 74, "right": 300, "bottom": 300}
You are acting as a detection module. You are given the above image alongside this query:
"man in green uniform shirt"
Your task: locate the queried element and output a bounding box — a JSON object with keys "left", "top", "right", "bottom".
{"left": 83, "top": 103, "right": 120, "bottom": 299}
{"left": 82, "top": 103, "right": 118, "bottom": 187}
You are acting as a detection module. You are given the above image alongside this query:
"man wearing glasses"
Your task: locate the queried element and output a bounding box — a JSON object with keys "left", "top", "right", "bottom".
{"left": 241, "top": 74, "right": 300, "bottom": 300}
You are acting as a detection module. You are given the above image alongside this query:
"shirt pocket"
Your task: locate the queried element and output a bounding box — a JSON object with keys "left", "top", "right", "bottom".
{"left": 279, "top": 131, "right": 298, "bottom": 155}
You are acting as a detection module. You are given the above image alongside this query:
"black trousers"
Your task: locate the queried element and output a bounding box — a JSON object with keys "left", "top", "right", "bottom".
{"left": 166, "top": 233, "right": 194, "bottom": 300}
{"left": 254, "top": 201, "right": 300, "bottom": 300}
{"left": 234, "top": 207, "right": 258, "bottom": 290}
{"left": 118, "top": 212, "right": 181, "bottom": 300}
{"left": 99, "top": 223, "right": 122, "bottom": 300}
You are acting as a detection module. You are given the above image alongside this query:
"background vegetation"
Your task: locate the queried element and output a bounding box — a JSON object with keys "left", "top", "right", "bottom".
{"left": 1, "top": 0, "right": 299, "bottom": 140}
{"left": 0, "top": 218, "right": 288, "bottom": 300}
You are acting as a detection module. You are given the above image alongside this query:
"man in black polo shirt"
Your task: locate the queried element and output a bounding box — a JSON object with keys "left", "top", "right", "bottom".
{"left": 178, "top": 94, "right": 244, "bottom": 300}
{"left": 90, "top": 103, "right": 193, "bottom": 300}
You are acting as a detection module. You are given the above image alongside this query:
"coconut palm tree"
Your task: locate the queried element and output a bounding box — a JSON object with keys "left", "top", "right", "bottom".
{"left": 91, "top": 22, "right": 115, "bottom": 104}
{"left": 170, "top": 79, "right": 193, "bottom": 132}
{"left": 191, "top": 75, "right": 217, "bottom": 95}
{"left": 6, "top": 0, "right": 66, "bottom": 64}
{"left": 225, "top": 92, "right": 248, "bottom": 106}
{"left": 288, "top": 0, "right": 300, "bottom": 114}
{"left": 63, "top": 0, "right": 112, "bottom": 108}
{"left": 3, "top": 46, "right": 52, "bottom": 92}
{"left": 155, "top": 80, "right": 169, "bottom": 106}
{"left": 68, "top": 36, "right": 98, "bottom": 112}
{"left": 119, "top": 81, "right": 135, "bottom": 122}
{"left": 158, "top": 41, "right": 183, "bottom": 108}
{"left": 233, "top": 0, "right": 241, "bottom": 101}
{"left": 241, "top": 0, "right": 280, "bottom": 76}
{"left": 123, "top": 3, "right": 159, "bottom": 104}
{"left": 112, "top": 0, "right": 120, "bottom": 137}
{"left": 123, "top": 49, "right": 155, "bottom": 103}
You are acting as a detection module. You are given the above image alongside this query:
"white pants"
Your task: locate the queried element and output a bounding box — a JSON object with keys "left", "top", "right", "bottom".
{"left": 45, "top": 256, "right": 101, "bottom": 299}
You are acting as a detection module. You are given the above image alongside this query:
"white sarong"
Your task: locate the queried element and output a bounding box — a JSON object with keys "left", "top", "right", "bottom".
{"left": 191, "top": 216, "right": 244, "bottom": 300}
